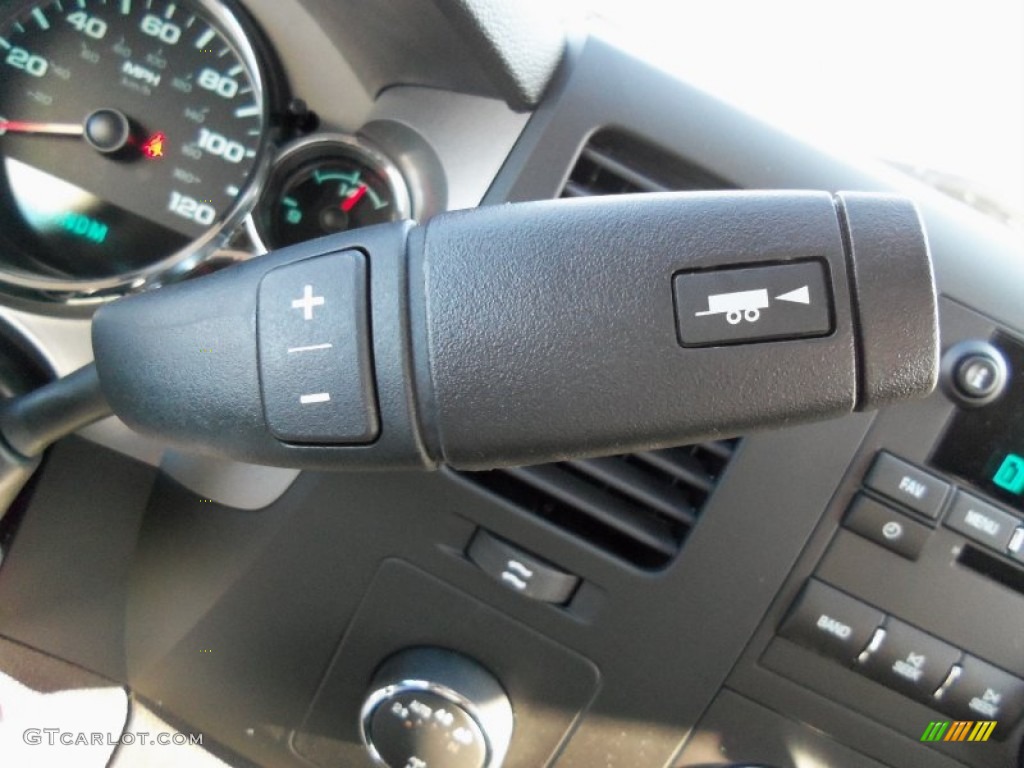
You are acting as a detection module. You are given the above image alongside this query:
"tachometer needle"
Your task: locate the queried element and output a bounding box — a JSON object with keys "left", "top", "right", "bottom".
{"left": 0, "top": 120, "right": 85, "bottom": 137}
{"left": 341, "top": 184, "right": 368, "bottom": 213}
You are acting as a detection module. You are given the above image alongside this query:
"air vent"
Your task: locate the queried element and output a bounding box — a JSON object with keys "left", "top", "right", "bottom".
{"left": 457, "top": 130, "right": 740, "bottom": 570}
{"left": 562, "top": 128, "right": 735, "bottom": 198}
{"left": 461, "top": 441, "right": 739, "bottom": 569}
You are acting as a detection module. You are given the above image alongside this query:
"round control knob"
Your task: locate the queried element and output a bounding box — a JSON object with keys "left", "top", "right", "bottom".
{"left": 940, "top": 339, "right": 1009, "bottom": 407}
{"left": 359, "top": 648, "right": 513, "bottom": 768}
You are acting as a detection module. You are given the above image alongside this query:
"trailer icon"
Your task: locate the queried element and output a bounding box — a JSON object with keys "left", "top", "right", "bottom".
{"left": 694, "top": 288, "right": 769, "bottom": 325}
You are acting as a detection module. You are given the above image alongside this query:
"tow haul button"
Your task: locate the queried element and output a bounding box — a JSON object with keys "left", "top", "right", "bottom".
{"left": 673, "top": 260, "right": 833, "bottom": 347}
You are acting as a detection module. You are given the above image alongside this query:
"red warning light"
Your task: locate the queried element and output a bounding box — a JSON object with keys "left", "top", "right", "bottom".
{"left": 142, "top": 132, "right": 166, "bottom": 159}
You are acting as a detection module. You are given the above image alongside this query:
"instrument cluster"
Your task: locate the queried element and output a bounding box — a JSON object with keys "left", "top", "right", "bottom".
{"left": 0, "top": 0, "right": 412, "bottom": 306}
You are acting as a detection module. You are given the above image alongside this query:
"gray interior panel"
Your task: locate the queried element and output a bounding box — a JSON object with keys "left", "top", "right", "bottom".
{"left": 0, "top": 5, "right": 1020, "bottom": 768}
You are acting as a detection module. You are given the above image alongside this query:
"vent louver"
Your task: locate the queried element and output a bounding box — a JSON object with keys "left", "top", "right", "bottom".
{"left": 562, "top": 129, "right": 735, "bottom": 198}
{"left": 462, "top": 441, "right": 740, "bottom": 569}
{"left": 457, "top": 129, "right": 740, "bottom": 570}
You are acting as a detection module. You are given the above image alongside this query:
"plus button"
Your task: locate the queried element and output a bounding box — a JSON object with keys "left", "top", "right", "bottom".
{"left": 291, "top": 284, "right": 325, "bottom": 320}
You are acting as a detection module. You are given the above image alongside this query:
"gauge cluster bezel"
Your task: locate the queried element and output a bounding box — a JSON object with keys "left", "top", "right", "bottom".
{"left": 0, "top": 0, "right": 287, "bottom": 308}
{"left": 247, "top": 132, "right": 413, "bottom": 253}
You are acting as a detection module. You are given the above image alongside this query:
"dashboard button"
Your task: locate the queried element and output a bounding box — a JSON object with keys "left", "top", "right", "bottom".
{"left": 937, "top": 655, "right": 1024, "bottom": 733}
{"left": 778, "top": 580, "right": 884, "bottom": 664}
{"left": 858, "top": 618, "right": 960, "bottom": 703}
{"left": 258, "top": 250, "right": 379, "bottom": 444}
{"left": 955, "top": 355, "right": 1004, "bottom": 399}
{"left": 672, "top": 261, "right": 832, "bottom": 347}
{"left": 864, "top": 452, "right": 949, "bottom": 519}
{"left": 944, "top": 491, "right": 1018, "bottom": 553}
{"left": 940, "top": 339, "right": 1010, "bottom": 407}
{"left": 467, "top": 530, "right": 580, "bottom": 604}
{"left": 844, "top": 493, "right": 931, "bottom": 560}
{"left": 1008, "top": 528, "right": 1024, "bottom": 564}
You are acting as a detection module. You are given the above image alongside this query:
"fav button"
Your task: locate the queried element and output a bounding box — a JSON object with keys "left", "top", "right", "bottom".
{"left": 858, "top": 618, "right": 960, "bottom": 704}
{"left": 864, "top": 452, "right": 949, "bottom": 519}
{"left": 778, "top": 580, "right": 884, "bottom": 664}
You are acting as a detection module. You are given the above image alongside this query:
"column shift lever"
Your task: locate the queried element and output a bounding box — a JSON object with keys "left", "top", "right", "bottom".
{"left": 0, "top": 191, "right": 940, "bottom": 506}
{"left": 92, "top": 191, "right": 937, "bottom": 470}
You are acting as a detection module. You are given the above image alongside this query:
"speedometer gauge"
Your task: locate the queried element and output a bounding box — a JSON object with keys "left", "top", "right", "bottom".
{"left": 0, "top": 0, "right": 279, "bottom": 302}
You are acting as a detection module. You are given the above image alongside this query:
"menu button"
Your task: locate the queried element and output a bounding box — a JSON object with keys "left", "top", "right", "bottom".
{"left": 945, "top": 491, "right": 1018, "bottom": 553}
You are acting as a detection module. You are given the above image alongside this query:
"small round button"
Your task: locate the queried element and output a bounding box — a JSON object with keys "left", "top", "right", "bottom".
{"left": 940, "top": 340, "right": 1009, "bottom": 407}
{"left": 955, "top": 355, "right": 1001, "bottom": 399}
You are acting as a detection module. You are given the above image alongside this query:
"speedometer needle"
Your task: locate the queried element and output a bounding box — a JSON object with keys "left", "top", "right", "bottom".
{"left": 341, "top": 184, "right": 368, "bottom": 212}
{"left": 1, "top": 110, "right": 135, "bottom": 155}
{"left": 0, "top": 120, "right": 85, "bottom": 137}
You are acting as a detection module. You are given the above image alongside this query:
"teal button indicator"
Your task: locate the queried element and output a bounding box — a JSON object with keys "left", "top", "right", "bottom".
{"left": 993, "top": 453, "right": 1024, "bottom": 495}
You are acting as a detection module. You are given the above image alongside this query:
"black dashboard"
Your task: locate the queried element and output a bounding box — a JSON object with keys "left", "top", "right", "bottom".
{"left": 0, "top": 2, "right": 1022, "bottom": 768}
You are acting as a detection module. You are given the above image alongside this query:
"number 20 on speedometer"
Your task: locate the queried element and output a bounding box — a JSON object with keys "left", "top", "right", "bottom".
{"left": 0, "top": 0, "right": 280, "bottom": 298}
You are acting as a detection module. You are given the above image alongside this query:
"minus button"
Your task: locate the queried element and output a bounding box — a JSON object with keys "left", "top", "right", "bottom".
{"left": 299, "top": 393, "right": 331, "bottom": 405}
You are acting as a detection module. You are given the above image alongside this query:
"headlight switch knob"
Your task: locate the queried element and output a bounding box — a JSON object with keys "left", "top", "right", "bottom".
{"left": 359, "top": 648, "right": 513, "bottom": 768}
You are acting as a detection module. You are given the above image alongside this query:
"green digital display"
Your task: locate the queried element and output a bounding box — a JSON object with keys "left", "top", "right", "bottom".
{"left": 932, "top": 333, "right": 1024, "bottom": 514}
{"left": 59, "top": 213, "right": 109, "bottom": 244}
{"left": 0, "top": 159, "right": 189, "bottom": 278}
{"left": 994, "top": 453, "right": 1024, "bottom": 495}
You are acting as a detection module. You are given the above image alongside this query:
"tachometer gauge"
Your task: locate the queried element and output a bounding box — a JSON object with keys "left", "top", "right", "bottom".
{"left": 0, "top": 0, "right": 280, "bottom": 302}
{"left": 253, "top": 134, "right": 411, "bottom": 250}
